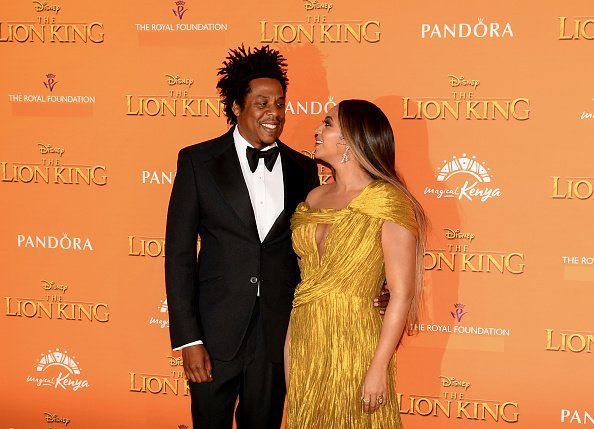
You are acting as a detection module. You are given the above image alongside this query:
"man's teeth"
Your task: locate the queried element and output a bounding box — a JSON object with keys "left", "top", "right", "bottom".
{"left": 315, "top": 140, "right": 323, "bottom": 144}
{"left": 261, "top": 123, "right": 277, "bottom": 129}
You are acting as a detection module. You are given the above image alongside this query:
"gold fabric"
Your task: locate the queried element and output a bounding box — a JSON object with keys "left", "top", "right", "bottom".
{"left": 286, "top": 179, "right": 417, "bottom": 429}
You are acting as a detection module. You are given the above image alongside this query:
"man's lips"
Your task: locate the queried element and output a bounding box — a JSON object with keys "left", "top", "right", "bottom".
{"left": 260, "top": 123, "right": 279, "bottom": 130}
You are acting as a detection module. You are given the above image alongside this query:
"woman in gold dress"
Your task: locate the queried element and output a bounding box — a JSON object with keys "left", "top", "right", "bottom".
{"left": 285, "top": 99, "right": 427, "bottom": 428}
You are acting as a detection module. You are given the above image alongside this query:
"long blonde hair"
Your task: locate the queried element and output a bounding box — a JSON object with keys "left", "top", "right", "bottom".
{"left": 338, "top": 99, "right": 428, "bottom": 335}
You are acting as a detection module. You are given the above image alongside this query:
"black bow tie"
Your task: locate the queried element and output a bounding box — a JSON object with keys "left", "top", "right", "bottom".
{"left": 246, "top": 146, "right": 280, "bottom": 173}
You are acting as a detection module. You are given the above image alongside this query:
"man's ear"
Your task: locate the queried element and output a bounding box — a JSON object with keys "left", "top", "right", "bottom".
{"left": 232, "top": 100, "right": 241, "bottom": 118}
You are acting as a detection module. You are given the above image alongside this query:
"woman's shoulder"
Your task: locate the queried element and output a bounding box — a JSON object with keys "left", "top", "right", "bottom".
{"left": 354, "top": 179, "right": 418, "bottom": 232}
{"left": 364, "top": 179, "right": 409, "bottom": 204}
{"left": 304, "top": 183, "right": 333, "bottom": 207}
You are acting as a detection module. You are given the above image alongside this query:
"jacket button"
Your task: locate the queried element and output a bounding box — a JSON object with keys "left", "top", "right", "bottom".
{"left": 250, "top": 276, "right": 258, "bottom": 284}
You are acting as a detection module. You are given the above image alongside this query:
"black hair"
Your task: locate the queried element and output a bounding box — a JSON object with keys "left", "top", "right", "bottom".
{"left": 216, "top": 45, "right": 289, "bottom": 124}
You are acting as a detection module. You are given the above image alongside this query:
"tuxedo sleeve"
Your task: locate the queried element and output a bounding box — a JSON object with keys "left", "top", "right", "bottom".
{"left": 165, "top": 148, "right": 203, "bottom": 349}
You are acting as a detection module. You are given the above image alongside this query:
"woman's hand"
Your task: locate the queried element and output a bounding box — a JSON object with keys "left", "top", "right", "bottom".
{"left": 361, "top": 362, "right": 388, "bottom": 413}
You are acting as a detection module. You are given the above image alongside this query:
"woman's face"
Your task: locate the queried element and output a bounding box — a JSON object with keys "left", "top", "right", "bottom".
{"left": 313, "top": 106, "right": 347, "bottom": 165}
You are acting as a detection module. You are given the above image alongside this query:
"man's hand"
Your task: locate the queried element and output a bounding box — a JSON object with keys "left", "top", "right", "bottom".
{"left": 373, "top": 283, "right": 390, "bottom": 315}
{"left": 182, "top": 344, "right": 213, "bottom": 383}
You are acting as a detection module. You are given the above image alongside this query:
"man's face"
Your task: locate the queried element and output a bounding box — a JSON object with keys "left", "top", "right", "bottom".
{"left": 233, "top": 78, "right": 286, "bottom": 149}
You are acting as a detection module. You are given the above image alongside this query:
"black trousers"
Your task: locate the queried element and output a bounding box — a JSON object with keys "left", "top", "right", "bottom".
{"left": 189, "top": 300, "right": 286, "bottom": 429}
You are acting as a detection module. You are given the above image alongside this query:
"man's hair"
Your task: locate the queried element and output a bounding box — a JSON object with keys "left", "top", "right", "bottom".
{"left": 216, "top": 45, "right": 289, "bottom": 124}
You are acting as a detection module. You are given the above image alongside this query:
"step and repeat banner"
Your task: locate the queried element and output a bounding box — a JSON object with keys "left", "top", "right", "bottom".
{"left": 1, "top": 0, "right": 593, "bottom": 428}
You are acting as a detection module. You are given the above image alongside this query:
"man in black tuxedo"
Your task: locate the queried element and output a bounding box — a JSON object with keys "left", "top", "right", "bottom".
{"left": 165, "top": 46, "right": 319, "bottom": 428}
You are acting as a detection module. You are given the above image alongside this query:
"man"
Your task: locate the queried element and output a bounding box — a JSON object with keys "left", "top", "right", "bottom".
{"left": 165, "top": 46, "right": 318, "bottom": 429}
{"left": 165, "top": 46, "right": 388, "bottom": 428}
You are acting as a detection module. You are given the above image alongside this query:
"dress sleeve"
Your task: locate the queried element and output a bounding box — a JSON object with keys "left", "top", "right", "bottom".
{"left": 354, "top": 181, "right": 418, "bottom": 237}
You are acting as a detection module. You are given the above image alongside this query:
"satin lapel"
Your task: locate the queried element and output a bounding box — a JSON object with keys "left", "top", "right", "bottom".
{"left": 263, "top": 143, "right": 302, "bottom": 244}
{"left": 204, "top": 132, "right": 259, "bottom": 241}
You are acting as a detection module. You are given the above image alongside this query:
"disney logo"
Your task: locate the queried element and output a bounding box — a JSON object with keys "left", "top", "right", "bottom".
{"left": 38, "top": 143, "right": 65, "bottom": 156}
{"left": 43, "top": 412, "right": 70, "bottom": 426}
{"left": 165, "top": 74, "right": 193, "bottom": 88}
{"left": 439, "top": 375, "right": 471, "bottom": 390}
{"left": 444, "top": 228, "right": 475, "bottom": 242}
{"left": 448, "top": 75, "right": 480, "bottom": 90}
{"left": 42, "top": 280, "right": 68, "bottom": 293}
{"left": 33, "top": 1, "right": 60, "bottom": 14}
{"left": 304, "top": 0, "right": 333, "bottom": 12}
{"left": 168, "top": 356, "right": 183, "bottom": 366}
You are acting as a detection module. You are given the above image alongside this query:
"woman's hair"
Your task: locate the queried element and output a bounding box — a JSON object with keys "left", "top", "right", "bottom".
{"left": 338, "top": 99, "right": 428, "bottom": 336}
{"left": 216, "top": 45, "right": 289, "bottom": 125}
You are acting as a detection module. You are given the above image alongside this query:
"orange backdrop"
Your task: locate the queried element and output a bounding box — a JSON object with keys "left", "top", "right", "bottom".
{"left": 2, "top": 0, "right": 593, "bottom": 428}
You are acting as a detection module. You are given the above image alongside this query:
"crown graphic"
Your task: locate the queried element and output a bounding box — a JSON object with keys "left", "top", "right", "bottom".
{"left": 46, "top": 73, "right": 56, "bottom": 79}
{"left": 436, "top": 154, "right": 492, "bottom": 183}
{"left": 178, "top": 426, "right": 189, "bottom": 429}
{"left": 36, "top": 349, "right": 81, "bottom": 374}
{"left": 453, "top": 303, "right": 465, "bottom": 309}
{"left": 175, "top": 0, "right": 186, "bottom": 5}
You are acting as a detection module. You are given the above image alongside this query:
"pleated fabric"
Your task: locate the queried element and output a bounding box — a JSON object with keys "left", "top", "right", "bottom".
{"left": 286, "top": 179, "right": 417, "bottom": 429}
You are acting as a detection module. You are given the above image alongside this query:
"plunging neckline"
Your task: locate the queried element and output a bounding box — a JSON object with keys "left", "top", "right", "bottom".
{"left": 304, "top": 180, "right": 379, "bottom": 264}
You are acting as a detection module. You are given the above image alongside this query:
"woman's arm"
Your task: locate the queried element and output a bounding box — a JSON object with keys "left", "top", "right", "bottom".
{"left": 361, "top": 219, "right": 417, "bottom": 413}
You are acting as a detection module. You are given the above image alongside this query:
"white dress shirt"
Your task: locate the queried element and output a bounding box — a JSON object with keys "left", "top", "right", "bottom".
{"left": 173, "top": 126, "right": 285, "bottom": 351}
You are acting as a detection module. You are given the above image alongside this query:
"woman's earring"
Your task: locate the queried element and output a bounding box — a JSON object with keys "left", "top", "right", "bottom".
{"left": 340, "top": 145, "right": 350, "bottom": 163}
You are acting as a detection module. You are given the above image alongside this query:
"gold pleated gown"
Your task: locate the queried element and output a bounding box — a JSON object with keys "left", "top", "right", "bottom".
{"left": 287, "top": 180, "right": 417, "bottom": 429}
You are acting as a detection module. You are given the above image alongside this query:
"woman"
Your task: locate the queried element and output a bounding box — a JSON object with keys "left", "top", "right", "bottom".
{"left": 285, "top": 99, "right": 427, "bottom": 428}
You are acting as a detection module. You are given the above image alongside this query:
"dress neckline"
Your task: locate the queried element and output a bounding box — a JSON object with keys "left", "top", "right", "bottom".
{"left": 302, "top": 179, "right": 381, "bottom": 212}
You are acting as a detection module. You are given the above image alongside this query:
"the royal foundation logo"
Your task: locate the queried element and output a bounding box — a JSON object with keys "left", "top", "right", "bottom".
{"left": 403, "top": 75, "right": 530, "bottom": 121}
{"left": 424, "top": 154, "right": 502, "bottom": 203}
{"left": 415, "top": 304, "right": 511, "bottom": 337}
{"left": 450, "top": 303, "right": 468, "bottom": 322}
{"left": 26, "top": 348, "right": 90, "bottom": 391}
{"left": 0, "top": 2, "right": 104, "bottom": 43}
{"left": 398, "top": 376, "right": 519, "bottom": 422}
{"left": 545, "top": 329, "right": 594, "bottom": 353}
{"left": 129, "top": 356, "right": 189, "bottom": 396}
{"left": 134, "top": 2, "right": 228, "bottom": 33}
{"left": 43, "top": 73, "right": 58, "bottom": 92}
{"left": 126, "top": 74, "right": 221, "bottom": 117}
{"left": 421, "top": 18, "right": 514, "bottom": 39}
{"left": 148, "top": 298, "right": 169, "bottom": 329}
{"left": 425, "top": 228, "right": 524, "bottom": 274}
{"left": 561, "top": 409, "right": 594, "bottom": 425}
{"left": 8, "top": 73, "right": 96, "bottom": 105}
{"left": 260, "top": 0, "right": 380, "bottom": 44}
{"left": 5, "top": 279, "right": 109, "bottom": 322}
{"left": 552, "top": 176, "right": 593, "bottom": 200}
{"left": 559, "top": 16, "right": 594, "bottom": 40}
{"left": 1, "top": 144, "right": 107, "bottom": 185}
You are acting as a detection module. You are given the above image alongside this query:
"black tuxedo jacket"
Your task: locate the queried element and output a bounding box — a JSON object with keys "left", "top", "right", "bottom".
{"left": 165, "top": 127, "right": 319, "bottom": 362}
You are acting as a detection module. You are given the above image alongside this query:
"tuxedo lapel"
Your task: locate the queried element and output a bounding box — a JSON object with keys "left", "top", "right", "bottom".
{"left": 262, "top": 143, "right": 302, "bottom": 244}
{"left": 204, "top": 130, "right": 259, "bottom": 241}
